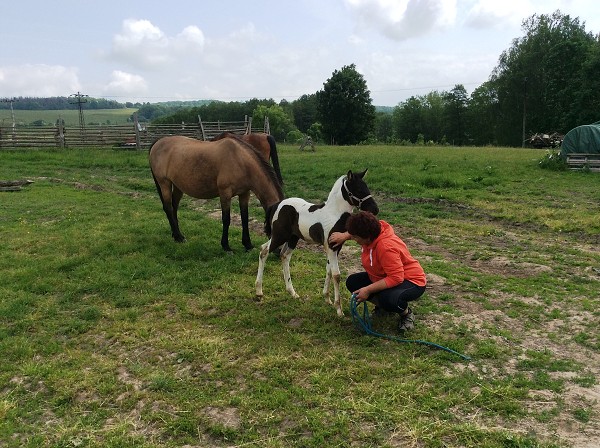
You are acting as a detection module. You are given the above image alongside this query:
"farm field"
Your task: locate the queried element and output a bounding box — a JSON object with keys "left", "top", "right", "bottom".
{"left": 0, "top": 144, "right": 599, "bottom": 447}
{"left": 0, "top": 108, "right": 138, "bottom": 127}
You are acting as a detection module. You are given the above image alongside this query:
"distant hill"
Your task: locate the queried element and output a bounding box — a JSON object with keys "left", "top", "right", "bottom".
{"left": 375, "top": 105, "right": 394, "bottom": 114}
{"left": 0, "top": 96, "right": 126, "bottom": 110}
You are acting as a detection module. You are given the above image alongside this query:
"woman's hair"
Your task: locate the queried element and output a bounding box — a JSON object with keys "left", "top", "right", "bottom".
{"left": 346, "top": 211, "right": 381, "bottom": 241}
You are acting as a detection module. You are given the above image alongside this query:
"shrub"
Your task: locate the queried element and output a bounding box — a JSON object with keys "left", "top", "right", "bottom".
{"left": 538, "top": 150, "right": 567, "bottom": 171}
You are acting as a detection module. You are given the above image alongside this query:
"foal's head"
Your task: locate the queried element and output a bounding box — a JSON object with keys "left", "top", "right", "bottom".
{"left": 343, "top": 169, "right": 379, "bottom": 215}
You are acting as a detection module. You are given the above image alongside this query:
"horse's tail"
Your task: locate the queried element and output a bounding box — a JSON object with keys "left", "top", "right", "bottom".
{"left": 264, "top": 202, "right": 281, "bottom": 237}
{"left": 148, "top": 140, "right": 165, "bottom": 203}
{"left": 267, "top": 135, "right": 283, "bottom": 185}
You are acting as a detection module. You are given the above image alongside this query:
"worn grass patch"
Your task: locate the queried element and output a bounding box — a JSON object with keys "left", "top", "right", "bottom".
{"left": 0, "top": 145, "right": 598, "bottom": 447}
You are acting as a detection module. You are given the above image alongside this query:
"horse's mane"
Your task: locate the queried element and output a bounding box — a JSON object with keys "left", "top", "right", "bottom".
{"left": 226, "top": 134, "right": 284, "bottom": 200}
{"left": 210, "top": 131, "right": 234, "bottom": 142}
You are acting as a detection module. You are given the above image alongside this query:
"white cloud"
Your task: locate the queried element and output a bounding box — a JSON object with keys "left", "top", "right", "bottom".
{"left": 345, "top": 0, "right": 457, "bottom": 40}
{"left": 465, "top": 0, "right": 532, "bottom": 29}
{"left": 0, "top": 64, "right": 81, "bottom": 97}
{"left": 102, "top": 70, "right": 148, "bottom": 98}
{"left": 108, "top": 19, "right": 205, "bottom": 70}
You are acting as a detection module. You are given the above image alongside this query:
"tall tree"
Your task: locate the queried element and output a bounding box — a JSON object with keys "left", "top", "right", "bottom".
{"left": 252, "top": 104, "right": 295, "bottom": 141}
{"left": 291, "top": 94, "right": 318, "bottom": 133}
{"left": 317, "top": 64, "right": 375, "bottom": 145}
{"left": 490, "top": 10, "right": 596, "bottom": 145}
{"left": 571, "top": 36, "right": 600, "bottom": 125}
{"left": 392, "top": 96, "right": 425, "bottom": 143}
{"left": 443, "top": 85, "right": 469, "bottom": 146}
{"left": 467, "top": 82, "right": 498, "bottom": 146}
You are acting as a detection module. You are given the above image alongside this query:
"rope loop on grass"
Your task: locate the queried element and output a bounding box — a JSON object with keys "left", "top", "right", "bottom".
{"left": 349, "top": 294, "right": 471, "bottom": 361}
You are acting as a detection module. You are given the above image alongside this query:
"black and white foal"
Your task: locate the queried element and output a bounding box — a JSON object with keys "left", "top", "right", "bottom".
{"left": 255, "top": 169, "right": 379, "bottom": 317}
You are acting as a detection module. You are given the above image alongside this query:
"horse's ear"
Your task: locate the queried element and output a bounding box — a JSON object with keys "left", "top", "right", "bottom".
{"left": 347, "top": 170, "right": 353, "bottom": 180}
{"left": 355, "top": 169, "right": 367, "bottom": 179}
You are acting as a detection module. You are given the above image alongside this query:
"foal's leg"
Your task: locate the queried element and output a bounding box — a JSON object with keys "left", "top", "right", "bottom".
{"left": 325, "top": 247, "right": 344, "bottom": 317}
{"left": 280, "top": 244, "right": 300, "bottom": 299}
{"left": 323, "top": 256, "right": 333, "bottom": 303}
{"left": 238, "top": 191, "right": 253, "bottom": 251}
{"left": 255, "top": 239, "right": 271, "bottom": 297}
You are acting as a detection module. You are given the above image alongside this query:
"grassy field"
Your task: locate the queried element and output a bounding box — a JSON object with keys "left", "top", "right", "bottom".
{"left": 1, "top": 144, "right": 599, "bottom": 447}
{"left": 0, "top": 108, "right": 137, "bottom": 127}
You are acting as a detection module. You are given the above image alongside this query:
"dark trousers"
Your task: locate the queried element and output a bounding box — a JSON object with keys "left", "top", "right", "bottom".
{"left": 346, "top": 272, "right": 426, "bottom": 314}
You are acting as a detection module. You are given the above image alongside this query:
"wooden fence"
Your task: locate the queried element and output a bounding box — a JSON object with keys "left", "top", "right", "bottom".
{"left": 0, "top": 115, "right": 270, "bottom": 150}
{"left": 566, "top": 153, "right": 600, "bottom": 172}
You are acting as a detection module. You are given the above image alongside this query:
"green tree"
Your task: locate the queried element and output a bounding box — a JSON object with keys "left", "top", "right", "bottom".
{"left": 422, "top": 91, "right": 445, "bottom": 143}
{"left": 374, "top": 112, "right": 393, "bottom": 143}
{"left": 571, "top": 37, "right": 600, "bottom": 125}
{"left": 291, "top": 94, "right": 318, "bottom": 133}
{"left": 392, "top": 96, "right": 424, "bottom": 143}
{"left": 490, "top": 10, "right": 596, "bottom": 145}
{"left": 467, "top": 82, "right": 498, "bottom": 146}
{"left": 317, "top": 64, "right": 375, "bottom": 145}
{"left": 443, "top": 85, "right": 469, "bottom": 146}
{"left": 252, "top": 104, "right": 295, "bottom": 141}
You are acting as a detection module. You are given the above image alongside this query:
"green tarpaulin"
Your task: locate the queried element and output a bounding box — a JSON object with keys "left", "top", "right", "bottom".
{"left": 560, "top": 121, "right": 600, "bottom": 157}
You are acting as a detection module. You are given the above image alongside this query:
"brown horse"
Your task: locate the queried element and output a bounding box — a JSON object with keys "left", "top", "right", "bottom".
{"left": 212, "top": 132, "right": 283, "bottom": 185}
{"left": 149, "top": 135, "right": 284, "bottom": 251}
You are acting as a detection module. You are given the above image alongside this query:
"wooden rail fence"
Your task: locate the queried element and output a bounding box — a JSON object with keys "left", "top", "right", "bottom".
{"left": 566, "top": 153, "right": 600, "bottom": 172}
{"left": 0, "top": 115, "right": 269, "bottom": 150}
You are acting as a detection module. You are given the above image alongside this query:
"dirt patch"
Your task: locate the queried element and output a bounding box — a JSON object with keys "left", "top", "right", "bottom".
{"left": 203, "top": 406, "right": 241, "bottom": 430}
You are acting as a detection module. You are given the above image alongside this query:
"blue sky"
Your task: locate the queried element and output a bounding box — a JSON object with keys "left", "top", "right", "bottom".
{"left": 1, "top": 0, "right": 599, "bottom": 107}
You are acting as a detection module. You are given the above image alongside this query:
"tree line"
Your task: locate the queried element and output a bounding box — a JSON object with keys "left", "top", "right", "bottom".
{"left": 152, "top": 11, "right": 600, "bottom": 147}
{"left": 4, "top": 11, "right": 598, "bottom": 147}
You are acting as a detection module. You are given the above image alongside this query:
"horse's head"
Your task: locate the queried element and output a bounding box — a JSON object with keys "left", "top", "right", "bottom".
{"left": 343, "top": 169, "right": 379, "bottom": 215}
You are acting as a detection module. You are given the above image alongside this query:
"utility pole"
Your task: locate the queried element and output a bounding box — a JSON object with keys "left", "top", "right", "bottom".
{"left": 521, "top": 77, "right": 527, "bottom": 148}
{"left": 69, "top": 91, "right": 88, "bottom": 139}
{"left": 0, "top": 97, "right": 18, "bottom": 131}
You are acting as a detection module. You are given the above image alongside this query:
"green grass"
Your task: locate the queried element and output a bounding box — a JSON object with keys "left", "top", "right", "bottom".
{"left": 0, "top": 144, "right": 598, "bottom": 447}
{"left": 1, "top": 108, "right": 138, "bottom": 127}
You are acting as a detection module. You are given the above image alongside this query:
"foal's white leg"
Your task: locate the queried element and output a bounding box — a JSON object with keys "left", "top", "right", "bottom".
{"left": 280, "top": 245, "right": 300, "bottom": 299}
{"left": 255, "top": 240, "right": 271, "bottom": 297}
{"left": 323, "top": 257, "right": 332, "bottom": 303}
{"left": 325, "top": 248, "right": 344, "bottom": 317}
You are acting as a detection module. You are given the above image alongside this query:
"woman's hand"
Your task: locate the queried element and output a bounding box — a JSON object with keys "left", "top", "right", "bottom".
{"left": 328, "top": 231, "right": 349, "bottom": 247}
{"left": 353, "top": 287, "right": 370, "bottom": 303}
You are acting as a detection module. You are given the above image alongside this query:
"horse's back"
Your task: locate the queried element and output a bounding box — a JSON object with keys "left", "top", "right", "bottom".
{"left": 150, "top": 136, "right": 256, "bottom": 198}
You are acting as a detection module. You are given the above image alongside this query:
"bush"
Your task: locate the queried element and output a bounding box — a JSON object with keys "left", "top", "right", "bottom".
{"left": 538, "top": 150, "right": 567, "bottom": 171}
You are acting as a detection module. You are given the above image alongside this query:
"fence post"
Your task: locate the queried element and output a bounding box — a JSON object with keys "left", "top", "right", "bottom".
{"left": 58, "top": 117, "right": 65, "bottom": 148}
{"left": 134, "top": 113, "right": 141, "bottom": 150}
{"left": 199, "top": 115, "right": 206, "bottom": 140}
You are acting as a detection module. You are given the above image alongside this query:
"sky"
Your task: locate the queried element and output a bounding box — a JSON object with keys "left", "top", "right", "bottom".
{"left": 1, "top": 0, "right": 599, "bottom": 107}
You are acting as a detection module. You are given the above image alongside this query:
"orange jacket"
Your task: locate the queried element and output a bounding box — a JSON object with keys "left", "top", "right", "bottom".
{"left": 360, "top": 220, "right": 427, "bottom": 287}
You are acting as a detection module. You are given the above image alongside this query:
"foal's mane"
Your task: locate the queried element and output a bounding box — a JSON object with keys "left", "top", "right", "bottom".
{"left": 226, "top": 134, "right": 284, "bottom": 200}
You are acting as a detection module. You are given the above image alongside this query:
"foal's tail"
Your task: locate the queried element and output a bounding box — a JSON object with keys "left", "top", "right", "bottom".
{"left": 267, "top": 135, "right": 283, "bottom": 185}
{"left": 263, "top": 202, "right": 281, "bottom": 237}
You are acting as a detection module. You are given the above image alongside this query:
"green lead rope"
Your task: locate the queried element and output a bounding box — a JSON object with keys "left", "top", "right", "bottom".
{"left": 349, "top": 294, "right": 471, "bottom": 361}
